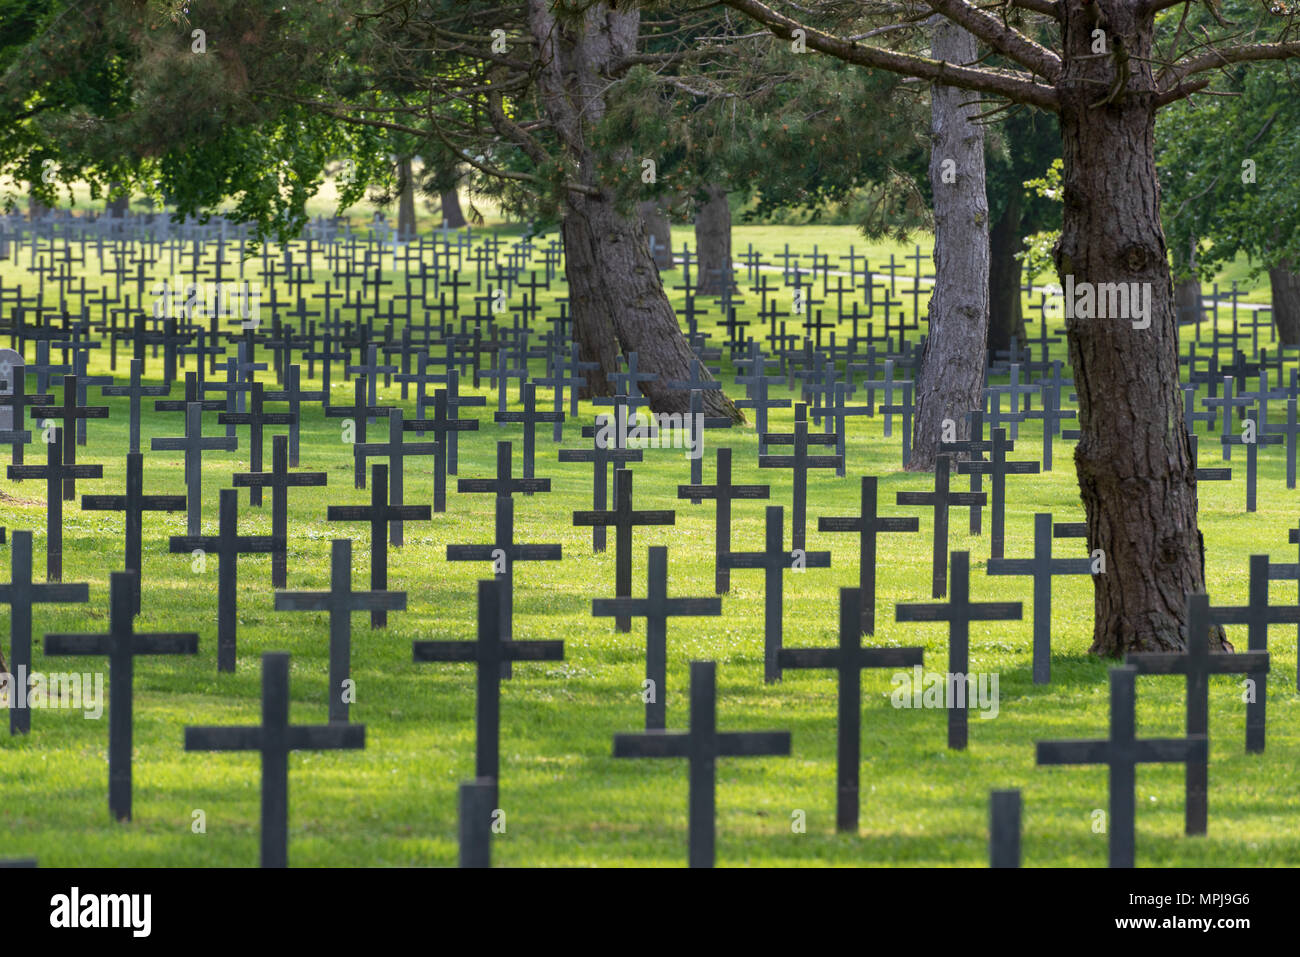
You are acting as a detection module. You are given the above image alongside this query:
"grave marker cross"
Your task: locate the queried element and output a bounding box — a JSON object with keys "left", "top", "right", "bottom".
{"left": 184, "top": 652, "right": 365, "bottom": 867}
{"left": 169, "top": 488, "right": 279, "bottom": 672}
{"left": 612, "top": 660, "right": 791, "bottom": 868}
{"left": 45, "top": 571, "right": 197, "bottom": 821}
{"left": 1036, "top": 666, "right": 1207, "bottom": 868}
{"left": 895, "top": 551, "right": 1021, "bottom": 749}
{"left": 275, "top": 538, "right": 406, "bottom": 723}
{"left": 779, "top": 587, "right": 923, "bottom": 831}
{"left": 81, "top": 451, "right": 186, "bottom": 615}
{"left": 724, "top": 505, "right": 830, "bottom": 683}
{"left": 1126, "top": 592, "right": 1269, "bottom": 835}
{"left": 0, "top": 530, "right": 88, "bottom": 735}
{"left": 593, "top": 546, "right": 721, "bottom": 729}
{"left": 413, "top": 578, "right": 563, "bottom": 802}
{"left": 573, "top": 468, "right": 676, "bottom": 633}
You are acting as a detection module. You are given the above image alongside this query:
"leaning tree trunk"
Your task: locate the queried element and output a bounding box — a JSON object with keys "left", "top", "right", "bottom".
{"left": 988, "top": 191, "right": 1027, "bottom": 356}
{"left": 909, "top": 19, "right": 990, "bottom": 471}
{"left": 529, "top": 0, "right": 742, "bottom": 421}
{"left": 695, "top": 184, "right": 735, "bottom": 295}
{"left": 1057, "top": 0, "right": 1215, "bottom": 655}
{"left": 565, "top": 189, "right": 742, "bottom": 419}
{"left": 562, "top": 210, "right": 621, "bottom": 399}
{"left": 397, "top": 157, "right": 417, "bottom": 240}
{"left": 1268, "top": 262, "right": 1300, "bottom": 346}
{"left": 1173, "top": 235, "right": 1202, "bottom": 326}
{"left": 639, "top": 198, "right": 674, "bottom": 270}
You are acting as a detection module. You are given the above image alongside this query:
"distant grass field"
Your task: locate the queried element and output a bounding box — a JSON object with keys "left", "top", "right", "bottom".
{"left": 0, "top": 221, "right": 1297, "bottom": 868}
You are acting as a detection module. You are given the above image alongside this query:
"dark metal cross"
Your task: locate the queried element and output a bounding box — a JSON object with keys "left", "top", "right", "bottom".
{"left": 413, "top": 578, "right": 563, "bottom": 804}
{"left": 759, "top": 402, "right": 842, "bottom": 552}
{"left": 275, "top": 538, "right": 406, "bottom": 723}
{"left": 345, "top": 344, "right": 397, "bottom": 421}
{"left": 405, "top": 390, "right": 477, "bottom": 512}
{"left": 184, "top": 651, "right": 365, "bottom": 867}
{"left": 45, "top": 571, "right": 197, "bottom": 821}
{"left": 31, "top": 374, "right": 108, "bottom": 498}
{"left": 573, "top": 467, "right": 676, "bottom": 632}
{"left": 1208, "top": 553, "right": 1300, "bottom": 753}
{"left": 677, "top": 446, "right": 769, "bottom": 593}
{"left": 819, "top": 475, "right": 918, "bottom": 636}
{"left": 354, "top": 407, "right": 436, "bottom": 545}
{"left": 1219, "top": 412, "right": 1280, "bottom": 513}
{"left": 1126, "top": 591, "right": 1269, "bottom": 835}
{"left": 7, "top": 428, "right": 102, "bottom": 581}
{"left": 100, "top": 358, "right": 168, "bottom": 455}
{"left": 593, "top": 546, "right": 721, "bottom": 729}
{"left": 987, "top": 512, "right": 1094, "bottom": 684}
{"left": 779, "top": 587, "right": 923, "bottom": 831}
{"left": 81, "top": 451, "right": 186, "bottom": 615}
{"left": 1036, "top": 665, "right": 1207, "bottom": 868}
{"left": 447, "top": 491, "right": 562, "bottom": 678}
{"left": 896, "top": 551, "right": 1021, "bottom": 749}
{"left": 896, "top": 455, "right": 986, "bottom": 598}
{"left": 562, "top": 429, "right": 643, "bottom": 553}
{"left": 613, "top": 659, "right": 791, "bottom": 868}
{"left": 724, "top": 505, "right": 830, "bottom": 683}
{"left": 0, "top": 361, "right": 52, "bottom": 472}
{"left": 0, "top": 530, "right": 88, "bottom": 735}
{"left": 233, "top": 434, "right": 327, "bottom": 587}
{"left": 324, "top": 376, "right": 395, "bottom": 489}
{"left": 493, "top": 382, "right": 561, "bottom": 492}
{"left": 218, "top": 381, "right": 295, "bottom": 508}
{"left": 954, "top": 428, "right": 1039, "bottom": 559}
{"left": 170, "top": 487, "right": 278, "bottom": 672}
{"left": 989, "top": 789, "right": 1021, "bottom": 868}
{"left": 326, "top": 464, "right": 431, "bottom": 628}
{"left": 263, "top": 364, "right": 324, "bottom": 468}
{"left": 151, "top": 401, "right": 237, "bottom": 535}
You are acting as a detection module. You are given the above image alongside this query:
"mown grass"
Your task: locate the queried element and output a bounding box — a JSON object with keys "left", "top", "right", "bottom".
{"left": 0, "top": 224, "right": 1296, "bottom": 868}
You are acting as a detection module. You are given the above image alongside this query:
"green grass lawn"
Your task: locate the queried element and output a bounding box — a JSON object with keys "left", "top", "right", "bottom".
{"left": 0, "top": 224, "right": 1297, "bottom": 868}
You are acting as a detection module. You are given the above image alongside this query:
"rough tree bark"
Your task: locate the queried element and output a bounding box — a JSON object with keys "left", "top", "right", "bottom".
{"left": 1173, "top": 235, "right": 1202, "bottom": 326}
{"left": 528, "top": 0, "right": 741, "bottom": 420}
{"left": 695, "top": 184, "right": 735, "bottom": 295}
{"left": 988, "top": 190, "right": 1027, "bottom": 355}
{"left": 439, "top": 162, "right": 467, "bottom": 228}
{"left": 1269, "top": 262, "right": 1300, "bottom": 345}
{"left": 397, "top": 157, "right": 417, "bottom": 240}
{"left": 639, "top": 198, "right": 675, "bottom": 270}
{"left": 1057, "top": 0, "right": 1215, "bottom": 655}
{"left": 909, "top": 19, "right": 990, "bottom": 471}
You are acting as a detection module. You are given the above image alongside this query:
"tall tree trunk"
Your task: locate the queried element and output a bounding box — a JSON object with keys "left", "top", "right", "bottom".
{"left": 1268, "top": 262, "right": 1300, "bottom": 346}
{"left": 528, "top": 0, "right": 741, "bottom": 421}
{"left": 988, "top": 191, "right": 1027, "bottom": 356}
{"left": 1057, "top": 0, "right": 1213, "bottom": 655}
{"left": 439, "top": 163, "right": 467, "bottom": 229}
{"left": 397, "top": 157, "right": 417, "bottom": 240}
{"left": 639, "top": 198, "right": 674, "bottom": 270}
{"left": 1173, "top": 235, "right": 1202, "bottom": 326}
{"left": 695, "top": 184, "right": 735, "bottom": 295}
{"left": 909, "top": 19, "right": 990, "bottom": 471}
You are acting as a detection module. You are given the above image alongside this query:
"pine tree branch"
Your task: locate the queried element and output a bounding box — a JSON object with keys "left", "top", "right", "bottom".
{"left": 718, "top": 0, "right": 1060, "bottom": 110}
{"left": 921, "top": 0, "right": 1063, "bottom": 79}
{"left": 1162, "top": 40, "right": 1300, "bottom": 90}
